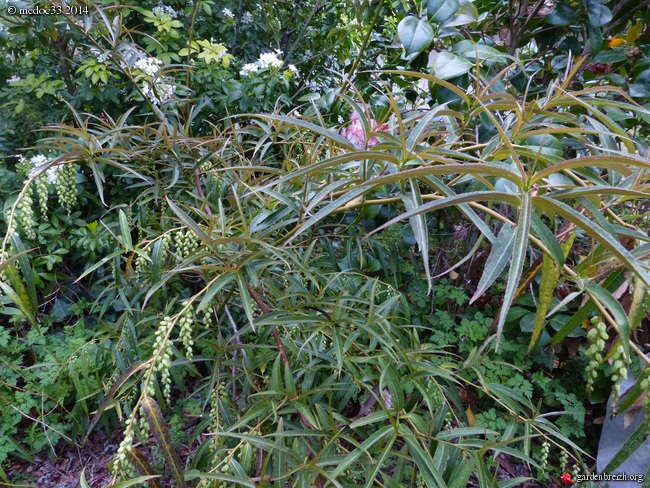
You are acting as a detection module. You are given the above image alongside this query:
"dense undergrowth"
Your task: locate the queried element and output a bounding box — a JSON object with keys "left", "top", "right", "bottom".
{"left": 2, "top": 0, "right": 650, "bottom": 487}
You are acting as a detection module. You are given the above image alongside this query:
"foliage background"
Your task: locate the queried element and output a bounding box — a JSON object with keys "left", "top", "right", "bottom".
{"left": 1, "top": 0, "right": 650, "bottom": 486}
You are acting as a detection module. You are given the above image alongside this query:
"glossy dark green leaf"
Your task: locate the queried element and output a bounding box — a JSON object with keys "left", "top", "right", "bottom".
{"left": 398, "top": 16, "right": 434, "bottom": 56}
{"left": 585, "top": 0, "right": 612, "bottom": 27}
{"left": 544, "top": 2, "right": 576, "bottom": 26}
{"left": 431, "top": 52, "right": 472, "bottom": 80}
{"left": 427, "top": 0, "right": 459, "bottom": 22}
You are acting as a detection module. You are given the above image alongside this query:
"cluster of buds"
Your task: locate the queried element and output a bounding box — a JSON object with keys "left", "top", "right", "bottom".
{"left": 585, "top": 317, "right": 608, "bottom": 394}
{"left": 610, "top": 345, "right": 628, "bottom": 409}
{"left": 538, "top": 440, "right": 550, "bottom": 475}
{"left": 112, "top": 416, "right": 135, "bottom": 477}
{"left": 559, "top": 449, "right": 570, "bottom": 472}
{"left": 160, "top": 232, "right": 172, "bottom": 254}
{"left": 152, "top": 316, "right": 174, "bottom": 402}
{"left": 202, "top": 304, "right": 215, "bottom": 329}
{"left": 174, "top": 229, "right": 199, "bottom": 260}
{"left": 134, "top": 249, "right": 150, "bottom": 280}
{"left": 17, "top": 190, "right": 36, "bottom": 240}
{"left": 56, "top": 164, "right": 78, "bottom": 216}
{"left": 35, "top": 175, "right": 49, "bottom": 218}
{"left": 178, "top": 300, "right": 195, "bottom": 360}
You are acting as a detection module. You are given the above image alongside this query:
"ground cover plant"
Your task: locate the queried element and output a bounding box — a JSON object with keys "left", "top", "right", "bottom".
{"left": 1, "top": 0, "right": 650, "bottom": 487}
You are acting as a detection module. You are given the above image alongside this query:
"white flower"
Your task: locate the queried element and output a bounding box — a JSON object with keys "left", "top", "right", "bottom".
{"left": 239, "top": 63, "right": 259, "bottom": 76}
{"left": 28, "top": 155, "right": 59, "bottom": 184}
{"left": 45, "top": 167, "right": 59, "bottom": 184}
{"left": 222, "top": 8, "right": 234, "bottom": 19}
{"left": 96, "top": 52, "right": 109, "bottom": 64}
{"left": 287, "top": 64, "right": 299, "bottom": 77}
{"left": 142, "top": 81, "right": 175, "bottom": 105}
{"left": 153, "top": 3, "right": 178, "bottom": 18}
{"left": 258, "top": 50, "right": 283, "bottom": 69}
{"left": 134, "top": 57, "right": 163, "bottom": 77}
{"left": 30, "top": 155, "right": 48, "bottom": 166}
{"left": 7, "top": 75, "right": 21, "bottom": 83}
{"left": 241, "top": 11, "right": 253, "bottom": 24}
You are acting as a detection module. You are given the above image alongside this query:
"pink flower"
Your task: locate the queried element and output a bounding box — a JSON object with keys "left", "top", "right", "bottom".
{"left": 340, "top": 112, "right": 388, "bottom": 150}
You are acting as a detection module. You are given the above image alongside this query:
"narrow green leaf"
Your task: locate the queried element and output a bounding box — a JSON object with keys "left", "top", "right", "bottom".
{"left": 380, "top": 364, "right": 404, "bottom": 411}
{"left": 436, "top": 427, "right": 500, "bottom": 440}
{"left": 403, "top": 184, "right": 431, "bottom": 290}
{"left": 165, "top": 196, "right": 207, "bottom": 242}
{"left": 367, "top": 191, "right": 520, "bottom": 239}
{"left": 142, "top": 396, "right": 186, "bottom": 488}
{"left": 603, "top": 421, "right": 646, "bottom": 473}
{"left": 331, "top": 426, "right": 394, "bottom": 477}
{"left": 616, "top": 374, "right": 649, "bottom": 415}
{"left": 496, "top": 192, "right": 532, "bottom": 349}
{"left": 586, "top": 282, "right": 630, "bottom": 360}
{"left": 118, "top": 210, "right": 133, "bottom": 251}
{"left": 9, "top": 235, "right": 37, "bottom": 312}
{"left": 534, "top": 197, "right": 650, "bottom": 289}
{"left": 379, "top": 70, "right": 471, "bottom": 105}
{"left": 85, "top": 361, "right": 149, "bottom": 443}
{"left": 531, "top": 155, "right": 650, "bottom": 185}
{"left": 362, "top": 434, "right": 397, "bottom": 488}
{"left": 127, "top": 449, "right": 163, "bottom": 488}
{"left": 447, "top": 457, "right": 475, "bottom": 488}
{"left": 474, "top": 452, "right": 498, "bottom": 488}
{"left": 184, "top": 471, "right": 255, "bottom": 487}
{"left": 402, "top": 425, "right": 448, "bottom": 487}
{"left": 530, "top": 213, "right": 565, "bottom": 266}
{"left": 528, "top": 252, "right": 560, "bottom": 353}
{"left": 424, "top": 176, "right": 495, "bottom": 244}
{"left": 406, "top": 105, "right": 449, "bottom": 152}
{"left": 548, "top": 270, "right": 624, "bottom": 346}
{"left": 470, "top": 222, "right": 516, "bottom": 304}
{"left": 236, "top": 273, "right": 256, "bottom": 332}
{"left": 274, "top": 419, "right": 286, "bottom": 488}
{"left": 498, "top": 478, "right": 534, "bottom": 488}
{"left": 197, "top": 274, "right": 235, "bottom": 313}
{"left": 0, "top": 270, "right": 37, "bottom": 326}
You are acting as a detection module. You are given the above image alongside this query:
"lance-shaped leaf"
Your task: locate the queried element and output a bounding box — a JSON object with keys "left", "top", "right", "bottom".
{"left": 470, "top": 223, "right": 516, "bottom": 304}
{"left": 495, "top": 192, "right": 532, "bottom": 350}
{"left": 528, "top": 234, "right": 574, "bottom": 353}
{"left": 84, "top": 361, "right": 149, "bottom": 443}
{"left": 424, "top": 176, "right": 495, "bottom": 244}
{"left": 0, "top": 268, "right": 37, "bottom": 327}
{"left": 586, "top": 282, "right": 630, "bottom": 361}
{"left": 127, "top": 449, "right": 163, "bottom": 488}
{"left": 534, "top": 196, "right": 650, "bottom": 289}
{"left": 403, "top": 182, "right": 432, "bottom": 291}
{"left": 8, "top": 235, "right": 37, "bottom": 312}
{"left": 141, "top": 396, "right": 186, "bottom": 488}
{"left": 602, "top": 421, "right": 646, "bottom": 474}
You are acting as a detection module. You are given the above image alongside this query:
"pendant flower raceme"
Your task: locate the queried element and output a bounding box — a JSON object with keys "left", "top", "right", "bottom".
{"left": 340, "top": 112, "right": 388, "bottom": 150}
